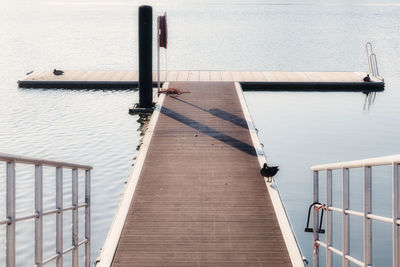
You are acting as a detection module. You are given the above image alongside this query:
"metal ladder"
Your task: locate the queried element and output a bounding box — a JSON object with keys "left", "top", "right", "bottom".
{"left": 365, "top": 42, "right": 380, "bottom": 77}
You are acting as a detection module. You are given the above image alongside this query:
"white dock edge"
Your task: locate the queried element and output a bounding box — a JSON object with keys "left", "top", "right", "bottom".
{"left": 235, "top": 82, "right": 306, "bottom": 267}
{"left": 96, "top": 83, "right": 169, "bottom": 267}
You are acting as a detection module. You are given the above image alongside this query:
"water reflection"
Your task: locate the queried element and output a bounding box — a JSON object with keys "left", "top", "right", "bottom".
{"left": 134, "top": 113, "right": 151, "bottom": 151}
{"left": 363, "top": 92, "right": 377, "bottom": 110}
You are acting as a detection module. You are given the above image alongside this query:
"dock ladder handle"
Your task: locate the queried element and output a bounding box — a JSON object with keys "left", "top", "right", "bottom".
{"left": 365, "top": 42, "right": 380, "bottom": 77}
{"left": 305, "top": 202, "right": 325, "bottom": 234}
{"left": 370, "top": 53, "right": 380, "bottom": 77}
{"left": 365, "top": 42, "right": 373, "bottom": 75}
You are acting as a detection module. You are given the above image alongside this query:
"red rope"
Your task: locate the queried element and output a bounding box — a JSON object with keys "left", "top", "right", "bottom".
{"left": 315, "top": 203, "right": 327, "bottom": 211}
{"left": 313, "top": 240, "right": 319, "bottom": 254}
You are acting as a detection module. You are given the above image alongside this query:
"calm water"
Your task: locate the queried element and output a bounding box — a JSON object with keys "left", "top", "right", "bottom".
{"left": 1, "top": 0, "right": 400, "bottom": 266}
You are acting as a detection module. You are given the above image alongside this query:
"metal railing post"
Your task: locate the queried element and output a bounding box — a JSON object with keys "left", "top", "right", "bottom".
{"left": 35, "top": 164, "right": 43, "bottom": 267}
{"left": 393, "top": 163, "right": 399, "bottom": 267}
{"left": 311, "top": 155, "right": 400, "bottom": 267}
{"left": 326, "top": 170, "right": 332, "bottom": 267}
{"left": 72, "top": 169, "right": 79, "bottom": 267}
{"left": 364, "top": 166, "right": 372, "bottom": 266}
{"left": 1, "top": 153, "right": 92, "bottom": 266}
{"left": 6, "top": 160, "right": 16, "bottom": 267}
{"left": 313, "top": 170, "right": 319, "bottom": 267}
{"left": 56, "top": 167, "right": 63, "bottom": 267}
{"left": 85, "top": 169, "right": 91, "bottom": 267}
{"left": 342, "top": 168, "right": 350, "bottom": 267}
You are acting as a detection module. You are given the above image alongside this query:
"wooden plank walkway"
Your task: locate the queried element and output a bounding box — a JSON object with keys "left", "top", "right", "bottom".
{"left": 18, "top": 70, "right": 384, "bottom": 91}
{"left": 110, "top": 82, "right": 293, "bottom": 267}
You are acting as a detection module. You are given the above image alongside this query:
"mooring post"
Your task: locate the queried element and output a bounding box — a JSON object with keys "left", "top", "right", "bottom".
{"left": 138, "top": 5, "right": 153, "bottom": 108}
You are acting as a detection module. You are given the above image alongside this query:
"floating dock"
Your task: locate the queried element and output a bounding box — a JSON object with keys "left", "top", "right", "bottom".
{"left": 97, "top": 81, "right": 304, "bottom": 267}
{"left": 17, "top": 68, "right": 384, "bottom": 266}
{"left": 18, "top": 70, "right": 384, "bottom": 91}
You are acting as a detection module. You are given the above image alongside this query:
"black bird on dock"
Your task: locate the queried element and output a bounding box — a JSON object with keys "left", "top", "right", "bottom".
{"left": 53, "top": 69, "right": 64, "bottom": 75}
{"left": 260, "top": 163, "right": 279, "bottom": 182}
{"left": 363, "top": 74, "right": 371, "bottom": 82}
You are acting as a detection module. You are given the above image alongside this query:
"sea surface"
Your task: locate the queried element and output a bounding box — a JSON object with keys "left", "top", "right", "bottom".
{"left": 1, "top": 0, "right": 399, "bottom": 266}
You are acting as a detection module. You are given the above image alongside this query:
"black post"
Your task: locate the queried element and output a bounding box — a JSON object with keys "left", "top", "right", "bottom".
{"left": 138, "top": 5, "right": 153, "bottom": 108}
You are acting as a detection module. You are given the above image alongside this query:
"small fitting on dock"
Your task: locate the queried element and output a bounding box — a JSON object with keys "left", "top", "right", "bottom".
{"left": 129, "top": 103, "right": 154, "bottom": 115}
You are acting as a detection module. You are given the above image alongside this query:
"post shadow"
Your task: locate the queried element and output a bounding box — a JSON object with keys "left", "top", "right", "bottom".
{"left": 161, "top": 106, "right": 257, "bottom": 157}
{"left": 170, "top": 96, "right": 248, "bottom": 129}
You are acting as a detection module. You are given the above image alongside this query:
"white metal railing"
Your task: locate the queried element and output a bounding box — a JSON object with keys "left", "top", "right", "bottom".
{"left": 310, "top": 154, "right": 400, "bottom": 267}
{"left": 365, "top": 42, "right": 380, "bottom": 78}
{"left": 0, "top": 153, "right": 92, "bottom": 267}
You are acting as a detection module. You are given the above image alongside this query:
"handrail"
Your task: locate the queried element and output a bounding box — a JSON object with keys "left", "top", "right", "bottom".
{"left": 310, "top": 154, "right": 400, "bottom": 267}
{"left": 370, "top": 53, "right": 380, "bottom": 77}
{"left": 0, "top": 152, "right": 92, "bottom": 170}
{"left": 1, "top": 153, "right": 92, "bottom": 267}
{"left": 365, "top": 42, "right": 373, "bottom": 75}
{"left": 311, "top": 154, "right": 400, "bottom": 170}
{"left": 365, "top": 42, "right": 381, "bottom": 77}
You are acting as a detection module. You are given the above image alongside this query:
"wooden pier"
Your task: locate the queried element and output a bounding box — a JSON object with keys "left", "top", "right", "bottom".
{"left": 18, "top": 70, "right": 384, "bottom": 91}
{"left": 98, "top": 81, "right": 304, "bottom": 267}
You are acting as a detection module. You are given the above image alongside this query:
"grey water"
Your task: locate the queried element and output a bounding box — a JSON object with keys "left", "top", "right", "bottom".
{"left": 1, "top": 0, "right": 399, "bottom": 266}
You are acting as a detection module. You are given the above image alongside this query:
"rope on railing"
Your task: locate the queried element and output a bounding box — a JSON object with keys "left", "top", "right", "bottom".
{"left": 309, "top": 154, "right": 400, "bottom": 267}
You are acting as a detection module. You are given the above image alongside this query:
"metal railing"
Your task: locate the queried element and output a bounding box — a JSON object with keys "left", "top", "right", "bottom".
{"left": 365, "top": 42, "right": 380, "bottom": 77}
{"left": 311, "top": 154, "right": 400, "bottom": 267}
{"left": 0, "top": 153, "right": 92, "bottom": 267}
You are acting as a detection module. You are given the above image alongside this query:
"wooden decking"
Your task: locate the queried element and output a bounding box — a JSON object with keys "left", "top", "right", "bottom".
{"left": 110, "top": 82, "right": 293, "bottom": 266}
{"left": 18, "top": 70, "right": 384, "bottom": 91}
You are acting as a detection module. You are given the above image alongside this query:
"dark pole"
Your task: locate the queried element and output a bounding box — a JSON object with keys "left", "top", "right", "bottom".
{"left": 138, "top": 5, "right": 153, "bottom": 108}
